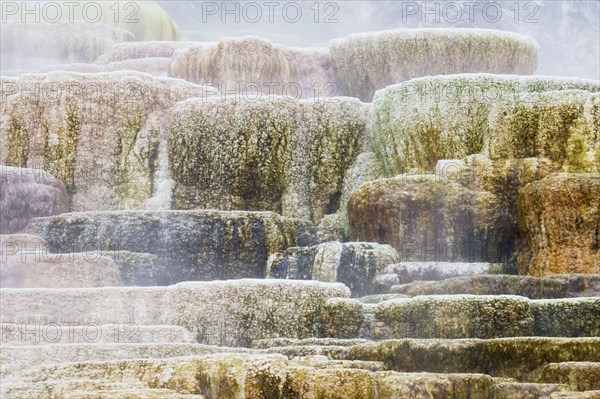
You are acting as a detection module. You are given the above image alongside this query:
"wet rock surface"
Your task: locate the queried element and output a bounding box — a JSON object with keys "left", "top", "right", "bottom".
{"left": 369, "top": 75, "right": 599, "bottom": 176}
{"left": 27, "top": 210, "right": 316, "bottom": 283}
{"left": 0, "top": 280, "right": 348, "bottom": 347}
{"left": 268, "top": 241, "right": 399, "bottom": 296}
{"left": 348, "top": 178, "right": 506, "bottom": 263}
{"left": 168, "top": 96, "right": 367, "bottom": 222}
{"left": 0, "top": 72, "right": 211, "bottom": 211}
{"left": 0, "top": 167, "right": 69, "bottom": 234}
{"left": 390, "top": 274, "right": 600, "bottom": 299}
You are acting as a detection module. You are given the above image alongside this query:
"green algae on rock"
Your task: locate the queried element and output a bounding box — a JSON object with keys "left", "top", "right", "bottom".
{"left": 373, "top": 296, "right": 600, "bottom": 340}
{"left": 27, "top": 210, "right": 316, "bottom": 283}
{"left": 488, "top": 91, "right": 599, "bottom": 171}
{"left": 318, "top": 152, "right": 382, "bottom": 242}
{"left": 6, "top": 354, "right": 496, "bottom": 399}
{"left": 518, "top": 174, "right": 600, "bottom": 276}
{"left": 541, "top": 362, "right": 600, "bottom": 391}
{"left": 347, "top": 337, "right": 600, "bottom": 381}
{"left": 369, "top": 74, "right": 600, "bottom": 176}
{"left": 319, "top": 298, "right": 365, "bottom": 339}
{"left": 374, "top": 295, "right": 534, "bottom": 339}
{"left": 533, "top": 298, "right": 600, "bottom": 337}
{"left": 168, "top": 96, "right": 368, "bottom": 222}
{"left": 390, "top": 274, "right": 600, "bottom": 299}
{"left": 0, "top": 72, "right": 211, "bottom": 211}
{"left": 330, "top": 28, "right": 539, "bottom": 101}
{"left": 380, "top": 262, "right": 506, "bottom": 286}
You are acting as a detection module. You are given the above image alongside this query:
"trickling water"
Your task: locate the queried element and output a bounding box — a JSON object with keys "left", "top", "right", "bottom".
{"left": 143, "top": 136, "right": 173, "bottom": 210}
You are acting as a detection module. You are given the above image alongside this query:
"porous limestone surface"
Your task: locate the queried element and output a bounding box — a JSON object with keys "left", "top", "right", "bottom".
{"left": 373, "top": 295, "right": 535, "bottom": 339}
{"left": 380, "top": 262, "right": 505, "bottom": 285}
{"left": 0, "top": 324, "right": 195, "bottom": 345}
{"left": 2, "top": 354, "right": 496, "bottom": 399}
{"left": 346, "top": 337, "right": 600, "bottom": 381}
{"left": 518, "top": 174, "right": 600, "bottom": 276}
{"left": 540, "top": 362, "right": 600, "bottom": 391}
{"left": 96, "top": 41, "right": 203, "bottom": 63}
{"left": 268, "top": 241, "right": 399, "bottom": 296}
{"left": 42, "top": 58, "right": 174, "bottom": 77}
{"left": 348, "top": 177, "right": 506, "bottom": 263}
{"left": 390, "top": 274, "right": 600, "bottom": 299}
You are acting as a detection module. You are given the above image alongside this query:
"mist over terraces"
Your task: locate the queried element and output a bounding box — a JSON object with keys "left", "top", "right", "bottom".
{"left": 1, "top": 1, "right": 599, "bottom": 398}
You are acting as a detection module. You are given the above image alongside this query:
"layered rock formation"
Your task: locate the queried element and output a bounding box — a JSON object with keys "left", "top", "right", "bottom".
{"left": 96, "top": 41, "right": 202, "bottom": 63}
{"left": 27, "top": 210, "right": 316, "bottom": 283}
{"left": 1, "top": 21, "right": 599, "bottom": 399}
{"left": 330, "top": 29, "right": 539, "bottom": 101}
{"left": 0, "top": 234, "right": 121, "bottom": 288}
{"left": 41, "top": 58, "right": 174, "bottom": 77}
{"left": 268, "top": 241, "right": 399, "bottom": 296}
{"left": 0, "top": 279, "right": 349, "bottom": 346}
{"left": 390, "top": 274, "right": 600, "bottom": 299}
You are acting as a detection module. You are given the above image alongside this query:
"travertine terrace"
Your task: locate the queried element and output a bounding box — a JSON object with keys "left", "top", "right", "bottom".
{"left": 1, "top": 2, "right": 599, "bottom": 398}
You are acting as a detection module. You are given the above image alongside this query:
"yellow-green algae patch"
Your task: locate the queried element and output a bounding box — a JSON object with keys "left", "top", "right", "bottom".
{"left": 347, "top": 337, "right": 600, "bottom": 381}
{"left": 6, "top": 113, "right": 29, "bottom": 167}
{"left": 0, "top": 72, "right": 210, "bottom": 211}
{"left": 368, "top": 74, "right": 600, "bottom": 176}
{"left": 168, "top": 96, "right": 368, "bottom": 222}
{"left": 330, "top": 28, "right": 539, "bottom": 101}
